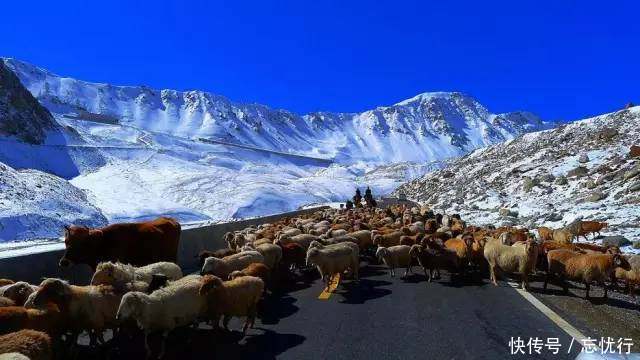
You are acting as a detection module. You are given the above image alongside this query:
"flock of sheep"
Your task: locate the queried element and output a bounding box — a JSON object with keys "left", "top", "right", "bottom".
{"left": 0, "top": 204, "right": 639, "bottom": 359}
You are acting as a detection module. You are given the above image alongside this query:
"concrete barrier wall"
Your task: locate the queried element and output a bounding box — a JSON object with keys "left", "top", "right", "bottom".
{"left": 0, "top": 206, "right": 329, "bottom": 285}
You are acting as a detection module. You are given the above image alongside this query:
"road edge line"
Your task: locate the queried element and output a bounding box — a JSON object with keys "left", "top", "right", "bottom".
{"left": 507, "top": 281, "right": 599, "bottom": 353}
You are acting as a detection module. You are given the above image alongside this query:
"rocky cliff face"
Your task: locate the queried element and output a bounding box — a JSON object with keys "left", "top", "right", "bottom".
{"left": 0, "top": 61, "right": 58, "bottom": 144}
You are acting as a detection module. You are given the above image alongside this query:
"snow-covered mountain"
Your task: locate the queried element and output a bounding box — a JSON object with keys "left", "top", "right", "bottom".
{"left": 0, "top": 57, "right": 556, "bottom": 242}
{"left": 395, "top": 107, "right": 640, "bottom": 253}
{"left": 3, "top": 58, "right": 552, "bottom": 164}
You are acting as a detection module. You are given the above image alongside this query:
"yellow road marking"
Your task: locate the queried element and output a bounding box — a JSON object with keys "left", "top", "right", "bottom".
{"left": 318, "top": 273, "right": 341, "bottom": 300}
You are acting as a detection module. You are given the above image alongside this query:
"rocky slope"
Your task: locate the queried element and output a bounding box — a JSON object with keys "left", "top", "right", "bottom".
{"left": 0, "top": 161, "right": 107, "bottom": 241}
{"left": 2, "top": 58, "right": 552, "bottom": 164}
{"left": 0, "top": 61, "right": 58, "bottom": 144}
{"left": 395, "top": 107, "right": 640, "bottom": 251}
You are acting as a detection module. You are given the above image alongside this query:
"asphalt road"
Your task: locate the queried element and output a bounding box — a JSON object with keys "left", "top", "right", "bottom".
{"left": 88, "top": 263, "right": 584, "bottom": 360}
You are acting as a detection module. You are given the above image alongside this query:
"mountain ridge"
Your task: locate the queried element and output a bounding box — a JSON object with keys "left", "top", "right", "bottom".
{"left": 2, "top": 58, "right": 554, "bottom": 164}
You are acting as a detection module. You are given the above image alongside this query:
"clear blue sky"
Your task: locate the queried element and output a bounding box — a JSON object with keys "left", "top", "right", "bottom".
{"left": 1, "top": 0, "right": 638, "bottom": 121}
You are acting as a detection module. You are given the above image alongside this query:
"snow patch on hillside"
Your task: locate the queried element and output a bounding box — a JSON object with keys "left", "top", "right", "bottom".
{"left": 0, "top": 161, "right": 107, "bottom": 241}
{"left": 396, "top": 107, "right": 640, "bottom": 253}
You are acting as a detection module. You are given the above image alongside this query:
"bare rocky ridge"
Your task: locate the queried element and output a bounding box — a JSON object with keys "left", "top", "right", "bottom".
{"left": 0, "top": 61, "right": 58, "bottom": 144}
{"left": 395, "top": 107, "right": 640, "bottom": 251}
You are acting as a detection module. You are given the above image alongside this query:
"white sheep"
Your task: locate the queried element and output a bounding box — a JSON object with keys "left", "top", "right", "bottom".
{"left": 0, "top": 353, "right": 31, "bottom": 360}
{"left": 306, "top": 244, "right": 359, "bottom": 290}
{"left": 201, "top": 251, "right": 264, "bottom": 279}
{"left": 232, "top": 232, "right": 258, "bottom": 249}
{"left": 276, "top": 227, "right": 302, "bottom": 242}
{"left": 199, "top": 275, "right": 264, "bottom": 335}
{"left": 409, "top": 221, "right": 425, "bottom": 234}
{"left": 376, "top": 245, "right": 412, "bottom": 277}
{"left": 309, "top": 240, "right": 360, "bottom": 258}
{"left": 22, "top": 292, "right": 37, "bottom": 309}
{"left": 348, "top": 230, "right": 373, "bottom": 250}
{"left": 276, "top": 234, "right": 318, "bottom": 250}
{"left": 309, "top": 224, "right": 331, "bottom": 236}
{"left": 325, "top": 228, "right": 348, "bottom": 238}
{"left": 252, "top": 243, "right": 283, "bottom": 270}
{"left": 116, "top": 275, "right": 206, "bottom": 359}
{"left": 91, "top": 261, "right": 183, "bottom": 291}
{"left": 483, "top": 239, "right": 538, "bottom": 290}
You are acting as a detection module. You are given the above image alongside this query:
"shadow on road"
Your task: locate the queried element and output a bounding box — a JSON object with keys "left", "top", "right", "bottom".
{"left": 401, "top": 269, "right": 487, "bottom": 288}
{"left": 96, "top": 325, "right": 306, "bottom": 360}
{"left": 337, "top": 278, "right": 392, "bottom": 304}
{"left": 260, "top": 293, "right": 299, "bottom": 325}
{"left": 207, "top": 328, "right": 306, "bottom": 359}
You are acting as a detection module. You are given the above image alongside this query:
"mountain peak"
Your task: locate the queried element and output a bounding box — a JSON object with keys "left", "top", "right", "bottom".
{"left": 2, "top": 58, "right": 552, "bottom": 163}
{"left": 393, "top": 91, "right": 469, "bottom": 106}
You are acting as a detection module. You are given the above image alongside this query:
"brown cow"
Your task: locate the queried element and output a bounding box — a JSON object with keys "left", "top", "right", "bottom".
{"left": 59, "top": 217, "right": 181, "bottom": 270}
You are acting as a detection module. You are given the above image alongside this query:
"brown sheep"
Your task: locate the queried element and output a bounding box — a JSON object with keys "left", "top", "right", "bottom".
{"left": 409, "top": 244, "right": 459, "bottom": 282}
{"left": 577, "top": 221, "right": 608, "bottom": 240}
{"left": 574, "top": 242, "right": 619, "bottom": 254}
{"left": 545, "top": 249, "right": 631, "bottom": 298}
{"left": 444, "top": 236, "right": 473, "bottom": 266}
{"left": 0, "top": 330, "right": 52, "bottom": 360}
{"left": 538, "top": 241, "right": 585, "bottom": 271}
{"left": 33, "top": 279, "right": 120, "bottom": 347}
{"left": 450, "top": 219, "right": 465, "bottom": 236}
{"left": 537, "top": 227, "right": 553, "bottom": 241}
{"left": 424, "top": 219, "right": 438, "bottom": 234}
{"left": 198, "top": 275, "right": 264, "bottom": 335}
{"left": 228, "top": 263, "right": 271, "bottom": 289}
{"left": 470, "top": 237, "right": 488, "bottom": 269}
{"left": 399, "top": 233, "right": 424, "bottom": 246}
{"left": 372, "top": 231, "right": 403, "bottom": 248}
{"left": 279, "top": 242, "right": 306, "bottom": 270}
{"left": 0, "top": 279, "right": 15, "bottom": 287}
{"left": 0, "top": 303, "right": 62, "bottom": 337}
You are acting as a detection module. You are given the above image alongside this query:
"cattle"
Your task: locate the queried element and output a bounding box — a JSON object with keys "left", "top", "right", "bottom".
{"left": 59, "top": 217, "right": 181, "bottom": 270}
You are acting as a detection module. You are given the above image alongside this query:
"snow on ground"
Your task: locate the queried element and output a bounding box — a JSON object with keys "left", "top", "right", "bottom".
{"left": 0, "top": 160, "right": 107, "bottom": 241}
{"left": 0, "top": 58, "right": 562, "bottom": 244}
{"left": 1, "top": 113, "right": 435, "bottom": 242}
